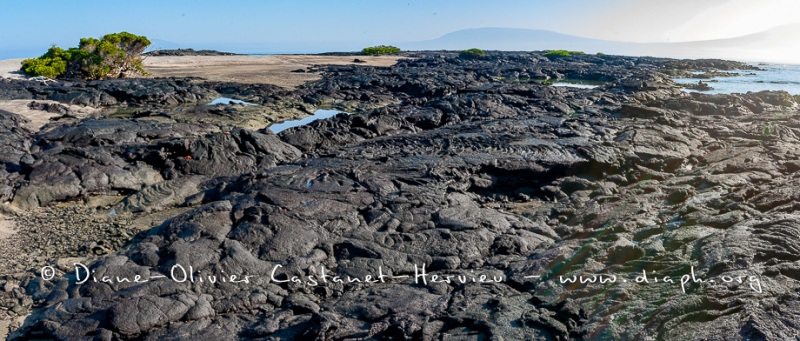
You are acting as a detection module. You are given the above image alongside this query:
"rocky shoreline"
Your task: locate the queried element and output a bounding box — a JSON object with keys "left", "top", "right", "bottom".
{"left": 1, "top": 51, "right": 798, "bottom": 340}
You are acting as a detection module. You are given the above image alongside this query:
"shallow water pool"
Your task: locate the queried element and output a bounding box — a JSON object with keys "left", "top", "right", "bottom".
{"left": 208, "top": 97, "right": 258, "bottom": 105}
{"left": 553, "top": 82, "right": 599, "bottom": 89}
{"left": 268, "top": 109, "right": 349, "bottom": 134}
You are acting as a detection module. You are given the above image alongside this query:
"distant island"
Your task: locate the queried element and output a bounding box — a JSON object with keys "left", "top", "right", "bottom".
{"left": 144, "top": 48, "right": 240, "bottom": 57}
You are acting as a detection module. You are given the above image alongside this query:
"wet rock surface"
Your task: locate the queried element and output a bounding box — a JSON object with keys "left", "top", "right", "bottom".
{"left": 2, "top": 52, "right": 800, "bottom": 340}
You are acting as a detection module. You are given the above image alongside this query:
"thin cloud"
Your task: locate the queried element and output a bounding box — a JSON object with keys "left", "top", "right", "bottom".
{"left": 564, "top": 0, "right": 798, "bottom": 43}
{"left": 664, "top": 0, "right": 800, "bottom": 42}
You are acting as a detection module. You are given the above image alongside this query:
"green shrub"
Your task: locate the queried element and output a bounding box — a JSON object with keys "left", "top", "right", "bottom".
{"left": 21, "top": 32, "right": 150, "bottom": 80}
{"left": 459, "top": 48, "right": 485, "bottom": 59}
{"left": 21, "top": 46, "right": 73, "bottom": 78}
{"left": 360, "top": 45, "right": 401, "bottom": 55}
{"left": 544, "top": 50, "right": 570, "bottom": 59}
{"left": 544, "top": 50, "right": 585, "bottom": 59}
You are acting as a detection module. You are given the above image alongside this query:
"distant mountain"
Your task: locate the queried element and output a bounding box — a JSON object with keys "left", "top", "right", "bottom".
{"left": 399, "top": 28, "right": 623, "bottom": 53}
{"left": 400, "top": 25, "right": 800, "bottom": 63}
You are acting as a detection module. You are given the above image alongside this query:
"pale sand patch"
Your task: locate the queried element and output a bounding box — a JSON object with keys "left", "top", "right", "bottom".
{"left": 0, "top": 59, "right": 26, "bottom": 80}
{"left": 0, "top": 316, "right": 27, "bottom": 341}
{"left": 0, "top": 211, "right": 23, "bottom": 339}
{"left": 0, "top": 211, "right": 27, "bottom": 338}
{"left": 143, "top": 55, "right": 405, "bottom": 88}
{"left": 0, "top": 213, "right": 16, "bottom": 240}
{"left": 0, "top": 99, "right": 101, "bottom": 132}
{"left": 0, "top": 59, "right": 101, "bottom": 132}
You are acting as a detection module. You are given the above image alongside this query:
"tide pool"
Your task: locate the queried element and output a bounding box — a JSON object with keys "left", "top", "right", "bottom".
{"left": 269, "top": 109, "right": 349, "bottom": 134}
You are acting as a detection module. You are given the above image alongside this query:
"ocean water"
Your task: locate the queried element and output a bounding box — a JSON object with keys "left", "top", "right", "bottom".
{"left": 673, "top": 63, "right": 800, "bottom": 95}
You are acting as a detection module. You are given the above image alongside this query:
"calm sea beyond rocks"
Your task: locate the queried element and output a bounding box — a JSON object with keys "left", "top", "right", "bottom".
{"left": 1, "top": 50, "right": 799, "bottom": 340}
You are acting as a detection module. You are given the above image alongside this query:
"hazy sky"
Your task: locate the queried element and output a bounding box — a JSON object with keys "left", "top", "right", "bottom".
{"left": 0, "top": 0, "right": 797, "bottom": 58}
{"left": 575, "top": 0, "right": 800, "bottom": 42}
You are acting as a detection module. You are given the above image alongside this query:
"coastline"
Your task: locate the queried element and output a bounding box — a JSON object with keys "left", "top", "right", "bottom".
{"left": 2, "top": 55, "right": 405, "bottom": 88}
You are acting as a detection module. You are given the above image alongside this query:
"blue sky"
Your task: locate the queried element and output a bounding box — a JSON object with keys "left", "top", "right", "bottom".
{"left": 1, "top": 0, "right": 798, "bottom": 59}
{"left": 0, "top": 1, "right": 576, "bottom": 57}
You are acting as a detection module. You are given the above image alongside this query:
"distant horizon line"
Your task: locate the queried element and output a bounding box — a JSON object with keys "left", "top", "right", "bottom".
{"left": 3, "top": 42, "right": 799, "bottom": 67}
{"left": 2, "top": 51, "right": 795, "bottom": 67}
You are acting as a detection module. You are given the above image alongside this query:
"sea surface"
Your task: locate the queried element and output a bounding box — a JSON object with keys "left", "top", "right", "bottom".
{"left": 673, "top": 63, "right": 800, "bottom": 95}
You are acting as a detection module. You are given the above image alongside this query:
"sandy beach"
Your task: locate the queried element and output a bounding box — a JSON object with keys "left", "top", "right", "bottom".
{"left": 142, "top": 54, "right": 404, "bottom": 88}
{"left": 1, "top": 55, "right": 405, "bottom": 89}
{"left": 0, "top": 59, "right": 26, "bottom": 80}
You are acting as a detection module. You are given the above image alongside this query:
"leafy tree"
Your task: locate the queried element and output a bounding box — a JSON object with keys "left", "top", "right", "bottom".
{"left": 21, "top": 32, "right": 151, "bottom": 80}
{"left": 20, "top": 46, "right": 73, "bottom": 79}
{"left": 459, "top": 48, "right": 486, "bottom": 59}
{"left": 361, "top": 45, "right": 401, "bottom": 55}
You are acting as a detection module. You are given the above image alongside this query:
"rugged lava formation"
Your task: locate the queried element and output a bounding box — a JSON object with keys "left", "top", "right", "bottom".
{"left": 2, "top": 52, "right": 799, "bottom": 340}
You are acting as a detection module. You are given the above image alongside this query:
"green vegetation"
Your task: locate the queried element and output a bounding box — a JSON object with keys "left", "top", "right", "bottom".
{"left": 459, "top": 48, "right": 486, "bottom": 59}
{"left": 761, "top": 122, "right": 774, "bottom": 137}
{"left": 20, "top": 46, "right": 72, "bottom": 79}
{"left": 360, "top": 45, "right": 401, "bottom": 55}
{"left": 543, "top": 50, "right": 586, "bottom": 59}
{"left": 21, "top": 32, "right": 151, "bottom": 80}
